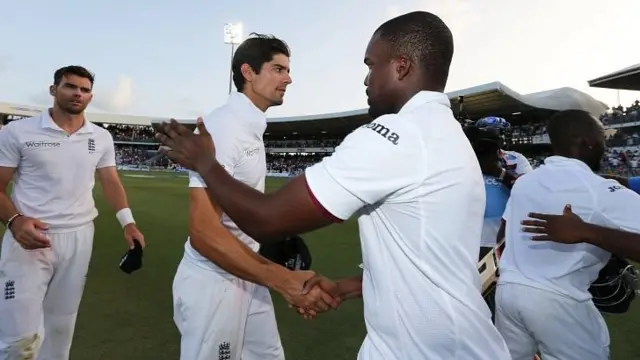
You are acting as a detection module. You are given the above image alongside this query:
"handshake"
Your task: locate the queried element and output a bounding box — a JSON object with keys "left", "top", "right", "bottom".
{"left": 258, "top": 236, "right": 361, "bottom": 319}
{"left": 274, "top": 271, "right": 361, "bottom": 320}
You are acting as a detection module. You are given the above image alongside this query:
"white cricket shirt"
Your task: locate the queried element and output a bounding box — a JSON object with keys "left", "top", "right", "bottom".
{"left": 499, "top": 156, "right": 640, "bottom": 301}
{"left": 305, "top": 92, "right": 510, "bottom": 360}
{"left": 185, "top": 92, "right": 267, "bottom": 271}
{"left": 0, "top": 111, "right": 116, "bottom": 231}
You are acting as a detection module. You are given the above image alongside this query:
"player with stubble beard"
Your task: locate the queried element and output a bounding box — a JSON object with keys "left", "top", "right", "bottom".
{"left": 169, "top": 34, "right": 338, "bottom": 360}
{"left": 0, "top": 65, "right": 145, "bottom": 359}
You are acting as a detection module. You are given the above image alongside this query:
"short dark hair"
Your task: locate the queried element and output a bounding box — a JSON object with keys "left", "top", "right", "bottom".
{"left": 547, "top": 109, "right": 602, "bottom": 152}
{"left": 54, "top": 66, "right": 95, "bottom": 87}
{"left": 375, "top": 11, "right": 454, "bottom": 91}
{"left": 231, "top": 33, "right": 290, "bottom": 92}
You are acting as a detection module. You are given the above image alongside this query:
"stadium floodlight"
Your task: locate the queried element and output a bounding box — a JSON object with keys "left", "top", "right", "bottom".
{"left": 224, "top": 22, "right": 244, "bottom": 94}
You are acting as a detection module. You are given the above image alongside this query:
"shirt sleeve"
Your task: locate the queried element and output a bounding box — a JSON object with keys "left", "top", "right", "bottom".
{"left": 305, "top": 115, "right": 417, "bottom": 220}
{"left": 0, "top": 125, "right": 21, "bottom": 168}
{"left": 628, "top": 176, "right": 640, "bottom": 194}
{"left": 515, "top": 152, "right": 533, "bottom": 175}
{"left": 592, "top": 178, "right": 640, "bottom": 233}
{"left": 188, "top": 118, "right": 238, "bottom": 188}
{"left": 97, "top": 131, "right": 117, "bottom": 169}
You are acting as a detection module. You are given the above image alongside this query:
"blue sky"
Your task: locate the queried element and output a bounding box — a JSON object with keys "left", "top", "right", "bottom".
{"left": 0, "top": 0, "right": 638, "bottom": 119}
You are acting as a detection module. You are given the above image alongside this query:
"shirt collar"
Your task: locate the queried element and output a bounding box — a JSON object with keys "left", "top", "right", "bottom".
{"left": 543, "top": 155, "right": 593, "bottom": 172}
{"left": 398, "top": 91, "right": 451, "bottom": 115}
{"left": 40, "top": 109, "right": 94, "bottom": 134}
{"left": 227, "top": 92, "right": 267, "bottom": 135}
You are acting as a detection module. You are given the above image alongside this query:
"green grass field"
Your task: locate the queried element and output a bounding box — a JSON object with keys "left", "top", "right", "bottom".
{"left": 68, "top": 172, "right": 639, "bottom": 359}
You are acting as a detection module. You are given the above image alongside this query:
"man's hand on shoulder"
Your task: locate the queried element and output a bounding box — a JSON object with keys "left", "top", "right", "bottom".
{"left": 520, "top": 204, "right": 590, "bottom": 243}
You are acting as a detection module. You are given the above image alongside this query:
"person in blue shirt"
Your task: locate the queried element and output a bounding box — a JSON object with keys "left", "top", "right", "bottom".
{"left": 464, "top": 125, "right": 511, "bottom": 256}
{"left": 464, "top": 125, "right": 511, "bottom": 322}
{"left": 629, "top": 177, "right": 640, "bottom": 192}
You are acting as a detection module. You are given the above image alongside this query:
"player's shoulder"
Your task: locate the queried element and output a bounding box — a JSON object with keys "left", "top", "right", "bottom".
{"left": 592, "top": 175, "right": 632, "bottom": 196}
{"left": 348, "top": 114, "right": 417, "bottom": 150}
{"left": 510, "top": 165, "right": 544, "bottom": 192}
{"left": 4, "top": 115, "right": 41, "bottom": 131}
{"left": 200, "top": 105, "right": 239, "bottom": 132}
{"left": 90, "top": 122, "right": 113, "bottom": 138}
{"left": 0, "top": 116, "right": 43, "bottom": 142}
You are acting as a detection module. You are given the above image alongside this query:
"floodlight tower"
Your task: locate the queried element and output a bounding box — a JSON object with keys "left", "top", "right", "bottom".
{"left": 224, "top": 22, "right": 243, "bottom": 94}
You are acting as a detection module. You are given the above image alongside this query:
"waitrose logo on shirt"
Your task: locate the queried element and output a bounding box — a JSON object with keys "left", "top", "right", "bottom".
{"left": 24, "top": 141, "right": 62, "bottom": 148}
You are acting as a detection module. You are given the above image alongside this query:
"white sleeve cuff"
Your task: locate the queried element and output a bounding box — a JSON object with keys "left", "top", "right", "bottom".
{"left": 305, "top": 162, "right": 364, "bottom": 221}
{"left": 187, "top": 166, "right": 234, "bottom": 188}
{"left": 188, "top": 171, "right": 206, "bottom": 188}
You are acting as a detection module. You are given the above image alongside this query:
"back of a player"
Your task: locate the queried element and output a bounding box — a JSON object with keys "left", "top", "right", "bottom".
{"left": 346, "top": 94, "right": 509, "bottom": 360}
{"left": 496, "top": 156, "right": 626, "bottom": 359}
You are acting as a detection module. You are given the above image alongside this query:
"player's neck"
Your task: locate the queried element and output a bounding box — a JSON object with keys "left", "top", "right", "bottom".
{"left": 49, "top": 107, "right": 85, "bottom": 134}
{"left": 241, "top": 90, "right": 269, "bottom": 113}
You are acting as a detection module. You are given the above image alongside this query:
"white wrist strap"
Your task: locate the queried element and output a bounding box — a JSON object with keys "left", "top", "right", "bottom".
{"left": 116, "top": 208, "right": 135, "bottom": 228}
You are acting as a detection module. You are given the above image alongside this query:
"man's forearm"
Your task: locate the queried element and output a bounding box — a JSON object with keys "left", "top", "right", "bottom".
{"left": 336, "top": 274, "right": 363, "bottom": 300}
{"left": 583, "top": 223, "right": 640, "bottom": 262}
{"left": 189, "top": 229, "right": 290, "bottom": 290}
{"left": 0, "top": 192, "right": 19, "bottom": 224}
{"left": 101, "top": 181, "right": 129, "bottom": 212}
{"left": 198, "top": 163, "right": 281, "bottom": 241}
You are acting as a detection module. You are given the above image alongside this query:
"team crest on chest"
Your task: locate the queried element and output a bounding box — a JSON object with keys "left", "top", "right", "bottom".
{"left": 88, "top": 138, "right": 96, "bottom": 154}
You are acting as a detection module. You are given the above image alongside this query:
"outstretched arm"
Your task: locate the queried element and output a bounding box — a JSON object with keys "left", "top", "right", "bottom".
{"left": 188, "top": 187, "right": 339, "bottom": 312}
{"left": 157, "top": 115, "right": 417, "bottom": 243}
{"left": 582, "top": 224, "right": 640, "bottom": 262}
{"left": 193, "top": 168, "right": 338, "bottom": 242}
{"left": 522, "top": 181, "right": 640, "bottom": 261}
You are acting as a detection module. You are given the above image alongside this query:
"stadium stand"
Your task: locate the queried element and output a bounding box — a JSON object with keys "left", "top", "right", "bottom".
{"left": 587, "top": 63, "right": 640, "bottom": 176}
{"left": 2, "top": 80, "right": 639, "bottom": 177}
{"left": 589, "top": 63, "right": 640, "bottom": 91}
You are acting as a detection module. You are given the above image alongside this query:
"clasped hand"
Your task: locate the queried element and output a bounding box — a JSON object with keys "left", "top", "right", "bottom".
{"left": 283, "top": 272, "right": 342, "bottom": 320}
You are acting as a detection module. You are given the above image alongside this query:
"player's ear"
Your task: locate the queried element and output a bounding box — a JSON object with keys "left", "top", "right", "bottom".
{"left": 49, "top": 85, "right": 55, "bottom": 96}
{"left": 394, "top": 56, "right": 411, "bottom": 81}
{"left": 240, "top": 64, "right": 255, "bottom": 84}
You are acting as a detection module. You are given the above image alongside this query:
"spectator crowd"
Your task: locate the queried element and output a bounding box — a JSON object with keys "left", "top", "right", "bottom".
{"left": 96, "top": 101, "right": 640, "bottom": 176}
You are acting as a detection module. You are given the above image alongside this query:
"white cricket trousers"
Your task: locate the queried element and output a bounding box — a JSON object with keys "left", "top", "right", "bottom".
{"left": 173, "top": 257, "right": 285, "bottom": 360}
{"left": 495, "top": 282, "right": 610, "bottom": 360}
{"left": 0, "top": 223, "right": 94, "bottom": 360}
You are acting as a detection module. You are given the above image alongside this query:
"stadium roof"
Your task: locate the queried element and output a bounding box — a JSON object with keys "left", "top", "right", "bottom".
{"left": 0, "top": 81, "right": 608, "bottom": 137}
{"left": 0, "top": 102, "right": 164, "bottom": 126}
{"left": 265, "top": 81, "right": 608, "bottom": 137}
{"left": 588, "top": 63, "right": 640, "bottom": 91}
